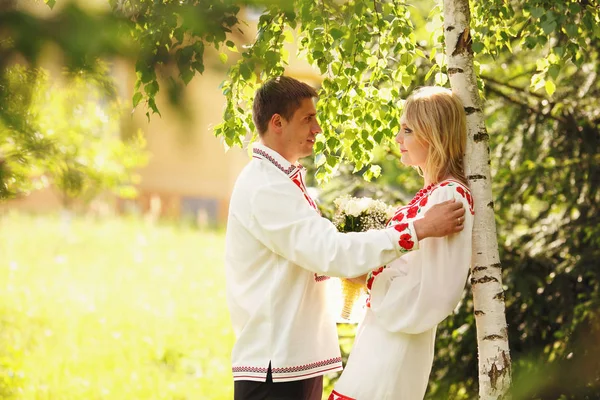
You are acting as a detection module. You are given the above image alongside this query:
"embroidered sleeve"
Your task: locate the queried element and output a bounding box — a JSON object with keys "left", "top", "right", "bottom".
{"left": 250, "top": 181, "right": 418, "bottom": 278}
{"left": 388, "top": 219, "right": 419, "bottom": 253}
{"left": 368, "top": 185, "right": 474, "bottom": 334}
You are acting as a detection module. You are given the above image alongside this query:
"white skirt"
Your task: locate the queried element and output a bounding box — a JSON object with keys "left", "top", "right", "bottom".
{"left": 331, "top": 311, "right": 437, "bottom": 400}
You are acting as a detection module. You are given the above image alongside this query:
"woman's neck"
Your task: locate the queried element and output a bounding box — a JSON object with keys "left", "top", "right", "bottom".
{"left": 424, "top": 173, "right": 452, "bottom": 188}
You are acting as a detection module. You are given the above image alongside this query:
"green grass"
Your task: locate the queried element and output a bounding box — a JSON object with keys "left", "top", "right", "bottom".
{"left": 0, "top": 211, "right": 235, "bottom": 399}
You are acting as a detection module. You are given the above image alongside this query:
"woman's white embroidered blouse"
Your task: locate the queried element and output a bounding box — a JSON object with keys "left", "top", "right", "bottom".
{"left": 331, "top": 180, "right": 474, "bottom": 400}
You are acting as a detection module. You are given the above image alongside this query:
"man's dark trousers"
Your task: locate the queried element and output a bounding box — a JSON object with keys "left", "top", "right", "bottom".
{"left": 234, "top": 364, "right": 323, "bottom": 400}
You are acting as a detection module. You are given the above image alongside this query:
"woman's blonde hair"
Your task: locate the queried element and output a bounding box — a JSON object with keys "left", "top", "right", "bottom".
{"left": 402, "top": 86, "right": 468, "bottom": 186}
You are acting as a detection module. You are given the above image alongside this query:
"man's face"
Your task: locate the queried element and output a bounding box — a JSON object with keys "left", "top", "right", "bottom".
{"left": 279, "top": 98, "right": 322, "bottom": 162}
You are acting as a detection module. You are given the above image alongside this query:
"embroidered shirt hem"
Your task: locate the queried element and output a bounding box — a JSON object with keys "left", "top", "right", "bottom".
{"left": 232, "top": 358, "right": 343, "bottom": 382}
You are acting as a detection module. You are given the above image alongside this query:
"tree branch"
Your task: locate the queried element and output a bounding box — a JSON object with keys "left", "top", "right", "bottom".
{"left": 484, "top": 84, "right": 567, "bottom": 124}
{"left": 481, "top": 74, "right": 546, "bottom": 100}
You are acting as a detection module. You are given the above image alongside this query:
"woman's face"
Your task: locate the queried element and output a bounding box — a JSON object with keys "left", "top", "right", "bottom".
{"left": 396, "top": 120, "right": 429, "bottom": 169}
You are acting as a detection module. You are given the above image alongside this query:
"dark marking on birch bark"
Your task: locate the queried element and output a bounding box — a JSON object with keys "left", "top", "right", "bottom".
{"left": 471, "top": 275, "right": 499, "bottom": 285}
{"left": 446, "top": 26, "right": 455, "bottom": 32}
{"left": 490, "top": 263, "right": 502, "bottom": 269}
{"left": 503, "top": 351, "right": 512, "bottom": 375}
{"left": 488, "top": 351, "right": 511, "bottom": 391}
{"left": 494, "top": 291, "right": 505, "bottom": 301}
{"left": 473, "top": 266, "right": 487, "bottom": 272}
{"left": 474, "top": 310, "right": 485, "bottom": 316}
{"left": 464, "top": 106, "right": 480, "bottom": 115}
{"left": 474, "top": 131, "right": 489, "bottom": 142}
{"left": 487, "top": 201, "right": 494, "bottom": 208}
{"left": 484, "top": 334, "right": 504, "bottom": 341}
{"left": 468, "top": 174, "right": 487, "bottom": 181}
{"left": 488, "top": 363, "right": 500, "bottom": 390}
{"left": 452, "top": 28, "right": 473, "bottom": 56}
{"left": 448, "top": 67, "right": 464, "bottom": 75}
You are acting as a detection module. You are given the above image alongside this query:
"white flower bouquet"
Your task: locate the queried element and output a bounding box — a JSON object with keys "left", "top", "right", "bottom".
{"left": 332, "top": 195, "right": 394, "bottom": 320}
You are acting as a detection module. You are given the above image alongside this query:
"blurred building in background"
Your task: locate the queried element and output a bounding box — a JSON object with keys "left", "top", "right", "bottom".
{"left": 2, "top": 1, "right": 321, "bottom": 226}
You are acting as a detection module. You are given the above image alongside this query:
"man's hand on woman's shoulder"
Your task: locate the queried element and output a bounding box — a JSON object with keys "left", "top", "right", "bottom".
{"left": 413, "top": 199, "right": 466, "bottom": 240}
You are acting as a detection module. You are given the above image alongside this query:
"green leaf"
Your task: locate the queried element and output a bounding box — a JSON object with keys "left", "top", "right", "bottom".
{"left": 132, "top": 92, "right": 143, "bottom": 108}
{"left": 148, "top": 97, "right": 161, "bottom": 117}
{"left": 425, "top": 64, "right": 437, "bottom": 82}
{"left": 192, "top": 61, "right": 204, "bottom": 74}
{"left": 530, "top": 7, "right": 544, "bottom": 18}
{"left": 565, "top": 24, "right": 578, "bottom": 37}
{"left": 239, "top": 63, "right": 252, "bottom": 80}
{"left": 568, "top": 3, "right": 582, "bottom": 14}
{"left": 45, "top": 0, "right": 56, "bottom": 9}
{"left": 548, "top": 65, "right": 560, "bottom": 80}
{"left": 327, "top": 136, "right": 340, "bottom": 150}
{"left": 553, "top": 46, "right": 564, "bottom": 58}
{"left": 180, "top": 68, "right": 194, "bottom": 84}
{"left": 363, "top": 165, "right": 381, "bottom": 181}
{"left": 541, "top": 20, "right": 557, "bottom": 35}
{"left": 145, "top": 81, "right": 159, "bottom": 97}
{"left": 545, "top": 80, "right": 556, "bottom": 96}
{"left": 326, "top": 156, "right": 338, "bottom": 168}
{"left": 524, "top": 36, "right": 538, "bottom": 49}
{"left": 472, "top": 42, "right": 485, "bottom": 53}
{"left": 330, "top": 28, "right": 345, "bottom": 40}
{"left": 219, "top": 53, "right": 228, "bottom": 64}
{"left": 315, "top": 137, "right": 326, "bottom": 152}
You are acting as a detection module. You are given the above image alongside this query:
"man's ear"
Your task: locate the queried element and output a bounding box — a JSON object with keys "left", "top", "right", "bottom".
{"left": 269, "top": 113, "right": 284, "bottom": 134}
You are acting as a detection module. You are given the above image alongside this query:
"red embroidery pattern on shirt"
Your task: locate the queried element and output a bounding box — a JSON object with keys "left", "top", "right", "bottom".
{"left": 329, "top": 390, "right": 357, "bottom": 400}
{"left": 290, "top": 169, "right": 318, "bottom": 211}
{"left": 366, "top": 266, "right": 386, "bottom": 292}
{"left": 390, "top": 210, "right": 405, "bottom": 223}
{"left": 399, "top": 233, "right": 414, "bottom": 250}
{"left": 232, "top": 357, "right": 343, "bottom": 375}
{"left": 254, "top": 147, "right": 329, "bottom": 282}
{"left": 406, "top": 205, "right": 419, "bottom": 218}
{"left": 232, "top": 365, "right": 269, "bottom": 374}
{"left": 439, "top": 180, "right": 474, "bottom": 214}
{"left": 252, "top": 148, "right": 298, "bottom": 175}
{"left": 394, "top": 223, "right": 408, "bottom": 233}
{"left": 272, "top": 357, "right": 342, "bottom": 373}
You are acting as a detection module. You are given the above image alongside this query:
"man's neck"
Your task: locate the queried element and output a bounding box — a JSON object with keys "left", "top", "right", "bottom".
{"left": 259, "top": 139, "right": 298, "bottom": 165}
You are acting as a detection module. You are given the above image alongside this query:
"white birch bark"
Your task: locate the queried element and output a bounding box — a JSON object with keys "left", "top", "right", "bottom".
{"left": 442, "top": 0, "right": 512, "bottom": 398}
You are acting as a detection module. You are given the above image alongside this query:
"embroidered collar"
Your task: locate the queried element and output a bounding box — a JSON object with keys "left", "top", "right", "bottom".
{"left": 252, "top": 143, "right": 302, "bottom": 177}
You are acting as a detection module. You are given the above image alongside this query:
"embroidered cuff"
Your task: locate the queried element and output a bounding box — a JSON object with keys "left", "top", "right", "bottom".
{"left": 385, "top": 220, "right": 419, "bottom": 255}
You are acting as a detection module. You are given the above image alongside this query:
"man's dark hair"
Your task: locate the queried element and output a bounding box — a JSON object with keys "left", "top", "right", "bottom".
{"left": 252, "top": 76, "right": 318, "bottom": 135}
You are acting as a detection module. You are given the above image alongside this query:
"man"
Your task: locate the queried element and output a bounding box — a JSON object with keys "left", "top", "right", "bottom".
{"left": 225, "top": 76, "right": 465, "bottom": 400}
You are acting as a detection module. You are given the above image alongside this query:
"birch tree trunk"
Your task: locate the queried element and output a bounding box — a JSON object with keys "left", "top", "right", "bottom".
{"left": 442, "top": 0, "right": 512, "bottom": 398}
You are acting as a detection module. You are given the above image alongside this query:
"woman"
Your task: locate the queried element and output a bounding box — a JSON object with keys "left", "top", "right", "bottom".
{"left": 329, "top": 87, "right": 474, "bottom": 400}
